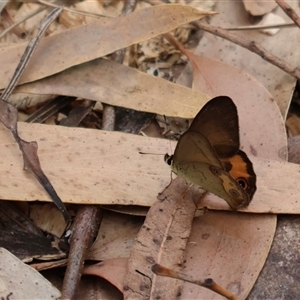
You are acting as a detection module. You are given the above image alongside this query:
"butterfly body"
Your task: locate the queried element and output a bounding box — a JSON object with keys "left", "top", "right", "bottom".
{"left": 165, "top": 96, "right": 256, "bottom": 209}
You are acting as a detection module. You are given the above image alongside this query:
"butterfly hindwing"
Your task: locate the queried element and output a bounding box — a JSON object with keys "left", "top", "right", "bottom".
{"left": 171, "top": 131, "right": 249, "bottom": 208}
{"left": 221, "top": 150, "right": 257, "bottom": 201}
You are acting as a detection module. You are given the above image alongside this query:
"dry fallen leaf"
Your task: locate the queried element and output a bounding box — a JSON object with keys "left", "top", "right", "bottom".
{"left": 87, "top": 210, "right": 143, "bottom": 261}
{"left": 14, "top": 58, "right": 210, "bottom": 118}
{"left": 242, "top": 0, "right": 278, "bottom": 16}
{"left": 1, "top": 2, "right": 296, "bottom": 300}
{"left": 0, "top": 7, "right": 71, "bottom": 222}
{"left": 181, "top": 211, "right": 276, "bottom": 299}
{"left": 0, "top": 4, "right": 215, "bottom": 89}
{"left": 191, "top": 1, "right": 300, "bottom": 117}
{"left": 123, "top": 177, "right": 205, "bottom": 299}
{"left": 0, "top": 123, "right": 299, "bottom": 213}
{"left": 82, "top": 257, "right": 128, "bottom": 292}
{"left": 0, "top": 200, "right": 66, "bottom": 262}
{"left": 29, "top": 203, "right": 67, "bottom": 238}
{"left": 168, "top": 14, "right": 287, "bottom": 298}
{"left": 257, "top": 12, "right": 286, "bottom": 35}
{"left": 152, "top": 264, "right": 242, "bottom": 300}
{"left": 0, "top": 247, "right": 61, "bottom": 299}
{"left": 176, "top": 47, "right": 286, "bottom": 163}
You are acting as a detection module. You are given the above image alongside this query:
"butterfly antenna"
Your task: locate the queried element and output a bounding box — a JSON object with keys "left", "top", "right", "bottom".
{"left": 139, "top": 151, "right": 164, "bottom": 155}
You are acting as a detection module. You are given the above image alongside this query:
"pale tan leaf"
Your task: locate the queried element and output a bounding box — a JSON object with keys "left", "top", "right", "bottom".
{"left": 173, "top": 35, "right": 284, "bottom": 296}
{"left": 180, "top": 211, "right": 276, "bottom": 299}
{"left": 0, "top": 5, "right": 215, "bottom": 89}
{"left": 242, "top": 0, "right": 277, "bottom": 16}
{"left": 14, "top": 58, "right": 210, "bottom": 118}
{"left": 0, "top": 123, "right": 299, "bottom": 213}
{"left": 257, "top": 13, "right": 286, "bottom": 35}
{"left": 14, "top": 3, "right": 50, "bottom": 38}
{"left": 187, "top": 1, "right": 300, "bottom": 118}
{"left": 0, "top": 76, "right": 70, "bottom": 221}
{"left": 30, "top": 203, "right": 66, "bottom": 238}
{"left": 177, "top": 53, "right": 286, "bottom": 161}
{"left": 0, "top": 247, "right": 61, "bottom": 299}
{"left": 87, "top": 211, "right": 143, "bottom": 260}
{"left": 123, "top": 178, "right": 205, "bottom": 300}
{"left": 173, "top": 25, "right": 286, "bottom": 297}
{"left": 9, "top": 93, "right": 55, "bottom": 110}
{"left": 173, "top": 44, "right": 292, "bottom": 212}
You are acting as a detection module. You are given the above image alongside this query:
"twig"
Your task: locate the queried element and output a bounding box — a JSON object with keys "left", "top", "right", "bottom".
{"left": 225, "top": 22, "right": 295, "bottom": 31}
{"left": 104, "top": 0, "right": 138, "bottom": 130}
{"left": 25, "top": 96, "right": 76, "bottom": 123}
{"left": 152, "top": 264, "right": 241, "bottom": 300}
{"left": 61, "top": 206, "right": 102, "bottom": 299}
{"left": 275, "top": 0, "right": 300, "bottom": 29}
{"left": 195, "top": 20, "right": 300, "bottom": 81}
{"left": 102, "top": 105, "right": 116, "bottom": 131}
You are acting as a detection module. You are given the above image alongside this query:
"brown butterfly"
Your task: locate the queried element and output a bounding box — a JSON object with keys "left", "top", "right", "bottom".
{"left": 165, "top": 96, "right": 256, "bottom": 209}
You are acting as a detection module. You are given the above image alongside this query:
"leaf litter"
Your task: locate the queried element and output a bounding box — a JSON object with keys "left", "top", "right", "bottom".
{"left": 0, "top": 7, "right": 70, "bottom": 222}
{"left": 0, "top": 1, "right": 300, "bottom": 299}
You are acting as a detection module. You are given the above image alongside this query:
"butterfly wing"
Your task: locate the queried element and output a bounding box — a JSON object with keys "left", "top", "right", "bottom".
{"left": 189, "top": 96, "right": 240, "bottom": 157}
{"left": 221, "top": 150, "right": 256, "bottom": 201}
{"left": 172, "top": 131, "right": 223, "bottom": 168}
{"left": 171, "top": 131, "right": 249, "bottom": 209}
{"left": 189, "top": 96, "right": 256, "bottom": 202}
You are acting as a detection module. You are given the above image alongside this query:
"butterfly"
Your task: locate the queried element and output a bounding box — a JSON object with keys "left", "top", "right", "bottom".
{"left": 165, "top": 96, "right": 256, "bottom": 209}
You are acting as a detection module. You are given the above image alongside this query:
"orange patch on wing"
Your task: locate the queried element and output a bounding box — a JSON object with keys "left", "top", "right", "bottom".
{"left": 224, "top": 155, "right": 250, "bottom": 180}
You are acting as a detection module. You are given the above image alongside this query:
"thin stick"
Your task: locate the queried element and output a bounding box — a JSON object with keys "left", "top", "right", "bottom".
{"left": 275, "top": 0, "right": 300, "bottom": 29}
{"left": 104, "top": 0, "right": 138, "bottom": 130}
{"left": 225, "top": 22, "right": 295, "bottom": 31}
{"left": 61, "top": 206, "right": 102, "bottom": 299}
{"left": 195, "top": 20, "right": 300, "bottom": 81}
{"left": 152, "top": 264, "right": 241, "bottom": 300}
{"left": 1, "top": 7, "right": 63, "bottom": 100}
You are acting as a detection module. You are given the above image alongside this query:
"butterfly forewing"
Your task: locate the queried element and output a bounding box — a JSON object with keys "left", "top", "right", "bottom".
{"left": 189, "top": 96, "right": 240, "bottom": 158}
{"left": 172, "top": 131, "right": 223, "bottom": 167}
